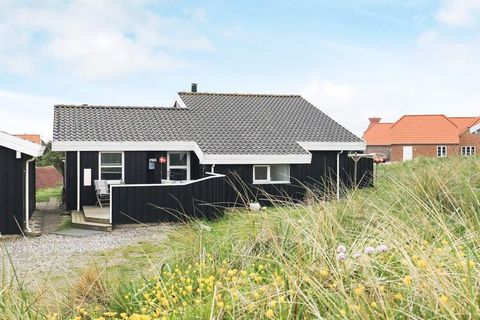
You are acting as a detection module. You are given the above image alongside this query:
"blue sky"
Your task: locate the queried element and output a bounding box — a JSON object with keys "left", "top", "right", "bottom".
{"left": 1, "top": 0, "right": 480, "bottom": 140}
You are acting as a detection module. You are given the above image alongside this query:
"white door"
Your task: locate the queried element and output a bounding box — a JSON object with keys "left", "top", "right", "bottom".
{"left": 403, "top": 146, "right": 413, "bottom": 161}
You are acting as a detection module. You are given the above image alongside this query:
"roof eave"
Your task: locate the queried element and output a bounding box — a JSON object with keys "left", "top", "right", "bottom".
{"left": 0, "top": 131, "right": 45, "bottom": 157}
{"left": 298, "top": 141, "right": 366, "bottom": 151}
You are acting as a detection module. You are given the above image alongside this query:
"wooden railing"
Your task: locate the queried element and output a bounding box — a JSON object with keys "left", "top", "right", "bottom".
{"left": 110, "top": 173, "right": 226, "bottom": 224}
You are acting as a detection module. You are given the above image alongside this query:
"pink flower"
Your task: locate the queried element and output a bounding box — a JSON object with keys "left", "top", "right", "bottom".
{"left": 364, "top": 246, "right": 375, "bottom": 254}
{"left": 353, "top": 252, "right": 362, "bottom": 258}
{"left": 376, "top": 244, "right": 388, "bottom": 253}
{"left": 337, "top": 252, "right": 347, "bottom": 261}
{"left": 337, "top": 245, "right": 347, "bottom": 254}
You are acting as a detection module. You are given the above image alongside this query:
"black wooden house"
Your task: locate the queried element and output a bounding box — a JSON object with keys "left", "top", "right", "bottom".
{"left": 0, "top": 132, "right": 45, "bottom": 234}
{"left": 52, "top": 91, "right": 372, "bottom": 224}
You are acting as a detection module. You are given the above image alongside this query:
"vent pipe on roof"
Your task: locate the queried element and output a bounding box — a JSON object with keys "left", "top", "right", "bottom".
{"left": 191, "top": 83, "right": 197, "bottom": 93}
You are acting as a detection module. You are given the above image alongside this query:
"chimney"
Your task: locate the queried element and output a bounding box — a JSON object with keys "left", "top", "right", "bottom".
{"left": 191, "top": 83, "right": 197, "bottom": 93}
{"left": 368, "top": 117, "right": 381, "bottom": 124}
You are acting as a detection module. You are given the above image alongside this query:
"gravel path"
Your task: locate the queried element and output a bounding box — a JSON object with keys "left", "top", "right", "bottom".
{"left": 0, "top": 223, "right": 177, "bottom": 288}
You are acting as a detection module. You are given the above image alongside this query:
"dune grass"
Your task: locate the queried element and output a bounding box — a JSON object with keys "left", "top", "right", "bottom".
{"left": 3, "top": 156, "right": 480, "bottom": 319}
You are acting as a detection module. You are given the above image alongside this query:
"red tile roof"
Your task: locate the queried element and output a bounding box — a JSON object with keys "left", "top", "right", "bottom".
{"left": 14, "top": 134, "right": 42, "bottom": 145}
{"left": 449, "top": 117, "right": 480, "bottom": 134}
{"left": 363, "top": 122, "right": 392, "bottom": 145}
{"left": 390, "top": 115, "right": 459, "bottom": 144}
{"left": 36, "top": 166, "right": 63, "bottom": 189}
{"left": 364, "top": 114, "right": 480, "bottom": 146}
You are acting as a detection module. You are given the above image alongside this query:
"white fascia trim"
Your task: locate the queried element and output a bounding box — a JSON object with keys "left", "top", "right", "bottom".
{"left": 0, "top": 131, "right": 45, "bottom": 157}
{"left": 470, "top": 123, "right": 480, "bottom": 134}
{"left": 53, "top": 140, "right": 205, "bottom": 165}
{"left": 298, "top": 141, "right": 366, "bottom": 151}
{"left": 201, "top": 153, "right": 312, "bottom": 165}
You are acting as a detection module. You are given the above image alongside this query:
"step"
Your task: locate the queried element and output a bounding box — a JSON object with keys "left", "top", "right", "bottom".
{"left": 71, "top": 211, "right": 112, "bottom": 232}
{"left": 83, "top": 206, "right": 111, "bottom": 224}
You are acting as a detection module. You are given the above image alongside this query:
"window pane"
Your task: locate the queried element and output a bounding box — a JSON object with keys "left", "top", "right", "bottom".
{"left": 169, "top": 169, "right": 187, "bottom": 180}
{"left": 271, "top": 164, "right": 290, "bottom": 182}
{"left": 101, "top": 153, "right": 122, "bottom": 166}
{"left": 169, "top": 153, "right": 188, "bottom": 166}
{"left": 101, "top": 167, "right": 122, "bottom": 180}
{"left": 254, "top": 166, "right": 268, "bottom": 181}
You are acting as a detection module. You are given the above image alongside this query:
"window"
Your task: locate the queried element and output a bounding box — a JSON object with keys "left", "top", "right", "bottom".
{"left": 253, "top": 164, "right": 290, "bottom": 184}
{"left": 99, "top": 152, "right": 123, "bottom": 182}
{"left": 436, "top": 146, "right": 447, "bottom": 157}
{"left": 461, "top": 146, "right": 476, "bottom": 156}
{"left": 167, "top": 152, "right": 190, "bottom": 181}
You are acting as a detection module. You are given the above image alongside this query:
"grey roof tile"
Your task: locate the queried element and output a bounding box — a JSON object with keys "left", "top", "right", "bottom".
{"left": 53, "top": 93, "right": 362, "bottom": 155}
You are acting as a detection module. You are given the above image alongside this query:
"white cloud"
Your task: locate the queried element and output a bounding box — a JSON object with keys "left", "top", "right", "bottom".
{"left": 0, "top": 90, "right": 60, "bottom": 140}
{"left": 435, "top": 0, "right": 480, "bottom": 27}
{"left": 0, "top": 0, "right": 213, "bottom": 79}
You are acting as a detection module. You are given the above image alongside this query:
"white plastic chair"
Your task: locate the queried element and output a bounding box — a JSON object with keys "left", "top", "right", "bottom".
{"left": 94, "top": 180, "right": 110, "bottom": 208}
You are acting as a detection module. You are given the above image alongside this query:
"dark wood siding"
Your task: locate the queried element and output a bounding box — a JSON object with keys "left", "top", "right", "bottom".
{"left": 65, "top": 151, "right": 78, "bottom": 211}
{"left": 0, "top": 146, "right": 31, "bottom": 234}
{"left": 29, "top": 160, "right": 36, "bottom": 215}
{"left": 125, "top": 151, "right": 167, "bottom": 184}
{"left": 213, "top": 151, "right": 373, "bottom": 206}
{"left": 66, "top": 150, "right": 372, "bottom": 214}
{"left": 80, "top": 151, "right": 99, "bottom": 208}
{"left": 111, "top": 174, "right": 226, "bottom": 224}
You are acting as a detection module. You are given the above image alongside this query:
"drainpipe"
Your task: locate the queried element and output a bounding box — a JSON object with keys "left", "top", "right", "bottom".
{"left": 77, "top": 151, "right": 80, "bottom": 211}
{"left": 25, "top": 156, "right": 35, "bottom": 232}
{"left": 336, "top": 151, "right": 344, "bottom": 200}
{"left": 211, "top": 164, "right": 215, "bottom": 173}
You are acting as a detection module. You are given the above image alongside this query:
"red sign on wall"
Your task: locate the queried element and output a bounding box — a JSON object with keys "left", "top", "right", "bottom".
{"left": 159, "top": 156, "right": 167, "bottom": 164}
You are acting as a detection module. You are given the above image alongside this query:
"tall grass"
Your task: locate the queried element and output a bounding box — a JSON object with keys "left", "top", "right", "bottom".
{"left": 94, "top": 156, "right": 479, "bottom": 319}
{"left": 3, "top": 156, "right": 480, "bottom": 319}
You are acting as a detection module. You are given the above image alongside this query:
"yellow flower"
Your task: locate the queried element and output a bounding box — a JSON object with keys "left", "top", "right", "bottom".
{"left": 217, "top": 301, "right": 224, "bottom": 308}
{"left": 270, "top": 300, "right": 277, "bottom": 308}
{"left": 394, "top": 293, "right": 403, "bottom": 301}
{"left": 195, "top": 299, "right": 202, "bottom": 305}
{"left": 265, "top": 309, "right": 275, "bottom": 319}
{"left": 339, "top": 309, "right": 347, "bottom": 317}
{"left": 439, "top": 295, "right": 449, "bottom": 305}
{"left": 441, "top": 240, "right": 448, "bottom": 246}
{"left": 74, "top": 317, "right": 81, "bottom": 320}
{"left": 370, "top": 301, "right": 377, "bottom": 308}
{"left": 416, "top": 259, "right": 428, "bottom": 269}
{"left": 354, "top": 286, "right": 365, "bottom": 296}
{"left": 403, "top": 275, "right": 412, "bottom": 286}
{"left": 103, "top": 312, "right": 117, "bottom": 317}
{"left": 468, "top": 260, "right": 475, "bottom": 268}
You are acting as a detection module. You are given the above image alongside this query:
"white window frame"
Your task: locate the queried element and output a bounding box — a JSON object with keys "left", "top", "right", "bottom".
{"left": 253, "top": 164, "right": 291, "bottom": 185}
{"left": 436, "top": 146, "right": 447, "bottom": 157}
{"left": 461, "top": 146, "right": 476, "bottom": 156}
{"left": 98, "top": 151, "right": 124, "bottom": 184}
{"left": 167, "top": 151, "right": 191, "bottom": 181}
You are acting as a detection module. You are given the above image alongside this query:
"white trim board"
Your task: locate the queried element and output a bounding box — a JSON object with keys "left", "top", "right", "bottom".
{"left": 0, "top": 131, "right": 45, "bottom": 157}
{"left": 52, "top": 141, "right": 366, "bottom": 165}
{"left": 470, "top": 123, "right": 480, "bottom": 134}
{"left": 201, "top": 153, "right": 312, "bottom": 165}
{"left": 298, "top": 141, "right": 366, "bottom": 151}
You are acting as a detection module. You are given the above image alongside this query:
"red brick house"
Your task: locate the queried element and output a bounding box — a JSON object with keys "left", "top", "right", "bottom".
{"left": 363, "top": 115, "right": 480, "bottom": 162}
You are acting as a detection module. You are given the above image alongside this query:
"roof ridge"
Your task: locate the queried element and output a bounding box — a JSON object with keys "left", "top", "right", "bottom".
{"left": 54, "top": 104, "right": 171, "bottom": 110}
{"left": 391, "top": 114, "right": 458, "bottom": 128}
{"left": 178, "top": 92, "right": 301, "bottom": 97}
